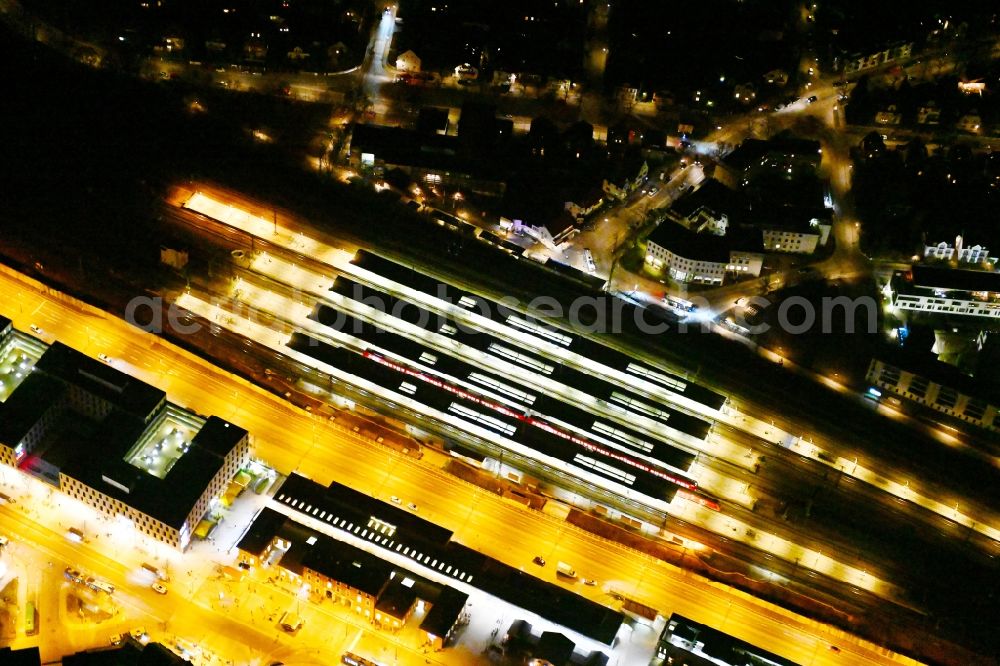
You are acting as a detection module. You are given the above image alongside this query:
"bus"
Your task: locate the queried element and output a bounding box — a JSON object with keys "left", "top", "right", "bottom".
{"left": 24, "top": 601, "right": 37, "bottom": 635}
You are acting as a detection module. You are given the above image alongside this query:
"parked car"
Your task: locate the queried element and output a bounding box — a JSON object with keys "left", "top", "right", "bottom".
{"left": 806, "top": 95, "right": 818, "bottom": 104}
{"left": 151, "top": 582, "right": 168, "bottom": 595}
{"left": 532, "top": 556, "right": 546, "bottom": 566}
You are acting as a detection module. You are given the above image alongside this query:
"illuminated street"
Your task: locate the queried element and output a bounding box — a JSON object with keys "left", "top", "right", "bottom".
{"left": 0, "top": 265, "right": 918, "bottom": 666}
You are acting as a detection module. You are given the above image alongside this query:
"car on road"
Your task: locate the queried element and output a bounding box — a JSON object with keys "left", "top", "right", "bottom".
{"left": 98, "top": 354, "right": 112, "bottom": 364}
{"left": 646, "top": 186, "right": 659, "bottom": 197}
{"left": 583, "top": 249, "right": 596, "bottom": 273}
{"left": 130, "top": 627, "right": 150, "bottom": 645}
{"left": 109, "top": 634, "right": 123, "bottom": 646}
{"left": 29, "top": 325, "right": 43, "bottom": 335}
{"left": 64, "top": 568, "right": 84, "bottom": 584}
{"left": 532, "top": 556, "right": 546, "bottom": 566}
{"left": 151, "top": 582, "right": 168, "bottom": 595}
{"left": 406, "top": 502, "right": 418, "bottom": 512}
{"left": 389, "top": 495, "right": 401, "bottom": 504}
{"left": 806, "top": 95, "right": 818, "bottom": 104}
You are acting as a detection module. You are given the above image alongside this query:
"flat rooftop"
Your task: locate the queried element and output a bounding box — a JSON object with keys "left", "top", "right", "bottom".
{"left": 124, "top": 405, "right": 203, "bottom": 479}
{"left": 35, "top": 342, "right": 166, "bottom": 421}
{"left": 58, "top": 411, "right": 245, "bottom": 529}
{"left": 0, "top": 332, "right": 46, "bottom": 403}
{"left": 375, "top": 575, "right": 420, "bottom": 620}
{"left": 659, "top": 613, "right": 799, "bottom": 666}
{"left": 419, "top": 585, "right": 469, "bottom": 638}
{"left": 277, "top": 473, "right": 454, "bottom": 546}
{"left": 274, "top": 474, "right": 625, "bottom": 645}
{"left": 0, "top": 373, "right": 64, "bottom": 446}
{"left": 303, "top": 536, "right": 394, "bottom": 599}
{"left": 911, "top": 265, "right": 1000, "bottom": 295}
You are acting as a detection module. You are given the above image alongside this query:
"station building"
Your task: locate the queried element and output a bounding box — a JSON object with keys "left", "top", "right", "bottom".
{"left": 236, "top": 506, "right": 469, "bottom": 643}
{"left": 242, "top": 474, "right": 623, "bottom": 652}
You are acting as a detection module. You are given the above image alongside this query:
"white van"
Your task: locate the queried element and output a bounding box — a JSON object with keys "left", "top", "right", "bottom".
{"left": 556, "top": 562, "right": 577, "bottom": 578}
{"left": 280, "top": 610, "right": 303, "bottom": 633}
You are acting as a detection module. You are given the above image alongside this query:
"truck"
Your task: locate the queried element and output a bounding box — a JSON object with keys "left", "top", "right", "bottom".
{"left": 280, "top": 610, "right": 303, "bottom": 633}
{"left": 141, "top": 562, "right": 169, "bottom": 582}
{"left": 86, "top": 577, "right": 115, "bottom": 595}
{"left": 556, "top": 562, "right": 577, "bottom": 578}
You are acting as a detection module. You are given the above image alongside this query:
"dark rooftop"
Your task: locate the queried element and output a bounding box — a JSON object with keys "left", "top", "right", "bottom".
{"left": 0, "top": 373, "right": 64, "bottom": 445}
{"left": 303, "top": 537, "right": 394, "bottom": 599}
{"left": 660, "top": 614, "right": 799, "bottom": 666}
{"left": 35, "top": 342, "right": 165, "bottom": 421}
{"left": 237, "top": 506, "right": 289, "bottom": 557}
{"left": 0, "top": 646, "right": 41, "bottom": 666}
{"left": 419, "top": 585, "right": 469, "bottom": 638}
{"left": 647, "top": 224, "right": 731, "bottom": 263}
{"left": 911, "top": 265, "right": 1000, "bottom": 295}
{"left": 724, "top": 134, "right": 822, "bottom": 173}
{"left": 190, "top": 416, "right": 248, "bottom": 459}
{"left": 669, "top": 178, "right": 743, "bottom": 223}
{"left": 536, "top": 631, "right": 576, "bottom": 665}
{"left": 62, "top": 640, "right": 187, "bottom": 665}
{"left": 350, "top": 124, "right": 505, "bottom": 183}
{"left": 274, "top": 474, "right": 624, "bottom": 645}
{"left": 646, "top": 223, "right": 762, "bottom": 264}
{"left": 416, "top": 107, "right": 450, "bottom": 135}
{"left": 873, "top": 343, "right": 1000, "bottom": 406}
{"left": 375, "top": 575, "right": 420, "bottom": 620}
{"left": 277, "top": 474, "right": 454, "bottom": 546}
{"left": 56, "top": 410, "right": 245, "bottom": 529}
